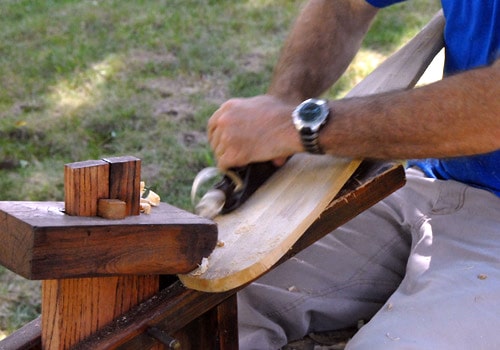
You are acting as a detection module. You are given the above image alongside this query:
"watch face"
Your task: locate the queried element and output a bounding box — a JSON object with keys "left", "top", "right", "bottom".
{"left": 292, "top": 98, "right": 329, "bottom": 132}
{"left": 300, "top": 102, "right": 323, "bottom": 122}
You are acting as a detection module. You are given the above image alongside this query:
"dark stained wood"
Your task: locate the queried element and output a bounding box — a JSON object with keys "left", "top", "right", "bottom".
{"left": 103, "top": 156, "right": 142, "bottom": 216}
{"left": 73, "top": 280, "right": 236, "bottom": 350}
{"left": 0, "top": 317, "right": 42, "bottom": 350}
{"left": 0, "top": 202, "right": 218, "bottom": 279}
{"left": 215, "top": 294, "right": 239, "bottom": 350}
{"left": 64, "top": 160, "right": 110, "bottom": 217}
{"left": 172, "top": 293, "right": 238, "bottom": 350}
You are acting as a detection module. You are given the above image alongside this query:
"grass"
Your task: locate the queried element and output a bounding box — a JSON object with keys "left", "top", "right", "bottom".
{"left": 0, "top": 0, "right": 440, "bottom": 338}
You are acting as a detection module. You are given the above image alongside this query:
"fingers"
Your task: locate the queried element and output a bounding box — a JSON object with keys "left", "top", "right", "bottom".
{"left": 207, "top": 99, "right": 247, "bottom": 170}
{"left": 207, "top": 95, "right": 298, "bottom": 170}
{"left": 272, "top": 157, "right": 288, "bottom": 167}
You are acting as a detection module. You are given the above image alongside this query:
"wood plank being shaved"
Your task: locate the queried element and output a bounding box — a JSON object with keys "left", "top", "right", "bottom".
{"left": 179, "top": 11, "right": 444, "bottom": 292}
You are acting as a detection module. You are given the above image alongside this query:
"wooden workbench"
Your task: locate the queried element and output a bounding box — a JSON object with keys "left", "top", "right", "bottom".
{"left": 0, "top": 160, "right": 405, "bottom": 349}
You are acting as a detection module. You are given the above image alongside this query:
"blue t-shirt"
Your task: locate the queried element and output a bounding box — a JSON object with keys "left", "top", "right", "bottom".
{"left": 365, "top": 0, "right": 500, "bottom": 196}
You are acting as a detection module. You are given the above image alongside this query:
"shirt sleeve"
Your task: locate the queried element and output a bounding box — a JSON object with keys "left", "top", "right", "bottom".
{"left": 365, "top": 0, "right": 407, "bottom": 8}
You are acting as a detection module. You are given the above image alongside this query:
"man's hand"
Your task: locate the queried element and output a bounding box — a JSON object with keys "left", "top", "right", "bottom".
{"left": 207, "top": 95, "right": 302, "bottom": 170}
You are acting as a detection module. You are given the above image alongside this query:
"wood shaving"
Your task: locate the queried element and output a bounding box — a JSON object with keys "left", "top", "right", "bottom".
{"left": 139, "top": 181, "right": 161, "bottom": 214}
{"left": 140, "top": 202, "right": 151, "bottom": 214}
{"left": 140, "top": 181, "right": 161, "bottom": 206}
{"left": 190, "top": 257, "right": 209, "bottom": 276}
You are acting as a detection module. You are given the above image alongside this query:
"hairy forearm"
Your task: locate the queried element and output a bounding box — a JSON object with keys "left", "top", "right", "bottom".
{"left": 321, "top": 60, "right": 500, "bottom": 159}
{"left": 268, "top": 0, "right": 378, "bottom": 103}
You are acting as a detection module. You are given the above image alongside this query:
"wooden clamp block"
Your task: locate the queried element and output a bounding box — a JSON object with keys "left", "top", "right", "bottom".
{"left": 64, "top": 160, "right": 109, "bottom": 216}
{"left": 103, "top": 156, "right": 141, "bottom": 216}
{"left": 44, "top": 156, "right": 154, "bottom": 349}
{"left": 65, "top": 156, "right": 141, "bottom": 218}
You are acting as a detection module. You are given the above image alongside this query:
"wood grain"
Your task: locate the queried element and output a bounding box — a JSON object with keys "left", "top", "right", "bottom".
{"left": 41, "top": 276, "right": 159, "bottom": 349}
{"left": 103, "top": 155, "right": 142, "bottom": 216}
{"left": 180, "top": 156, "right": 361, "bottom": 292}
{"left": 179, "top": 10, "right": 444, "bottom": 292}
{"left": 64, "top": 160, "right": 110, "bottom": 216}
{"left": 97, "top": 198, "right": 127, "bottom": 219}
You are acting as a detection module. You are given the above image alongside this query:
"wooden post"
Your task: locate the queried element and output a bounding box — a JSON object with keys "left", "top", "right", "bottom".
{"left": 42, "top": 157, "right": 161, "bottom": 349}
{"left": 42, "top": 276, "right": 159, "bottom": 349}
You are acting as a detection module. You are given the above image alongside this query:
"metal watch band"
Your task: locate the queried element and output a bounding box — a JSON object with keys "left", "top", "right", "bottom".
{"left": 300, "top": 127, "right": 324, "bottom": 154}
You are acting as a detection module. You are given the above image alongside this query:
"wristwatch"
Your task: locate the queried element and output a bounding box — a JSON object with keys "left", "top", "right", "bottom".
{"left": 292, "top": 98, "right": 329, "bottom": 154}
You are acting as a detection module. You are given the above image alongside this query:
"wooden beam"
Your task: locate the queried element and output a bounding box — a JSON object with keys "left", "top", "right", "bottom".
{"left": 0, "top": 202, "right": 217, "bottom": 279}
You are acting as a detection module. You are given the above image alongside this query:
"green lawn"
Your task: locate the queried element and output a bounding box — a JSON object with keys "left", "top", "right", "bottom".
{"left": 0, "top": 0, "right": 440, "bottom": 337}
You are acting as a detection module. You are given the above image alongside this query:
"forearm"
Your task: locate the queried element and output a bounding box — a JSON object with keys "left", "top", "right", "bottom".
{"left": 268, "top": 0, "right": 378, "bottom": 103}
{"left": 320, "top": 60, "right": 500, "bottom": 159}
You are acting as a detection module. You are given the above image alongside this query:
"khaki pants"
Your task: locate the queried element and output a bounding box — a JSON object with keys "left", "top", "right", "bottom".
{"left": 238, "top": 168, "right": 500, "bottom": 350}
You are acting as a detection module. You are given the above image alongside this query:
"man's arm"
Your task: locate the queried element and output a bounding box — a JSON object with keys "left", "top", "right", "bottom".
{"left": 268, "top": 0, "right": 378, "bottom": 103}
{"left": 208, "top": 0, "right": 379, "bottom": 169}
{"left": 319, "top": 59, "right": 500, "bottom": 160}
{"left": 208, "top": 2, "right": 500, "bottom": 170}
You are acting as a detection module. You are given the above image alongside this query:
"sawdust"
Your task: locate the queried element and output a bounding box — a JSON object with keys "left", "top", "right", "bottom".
{"left": 235, "top": 223, "right": 255, "bottom": 234}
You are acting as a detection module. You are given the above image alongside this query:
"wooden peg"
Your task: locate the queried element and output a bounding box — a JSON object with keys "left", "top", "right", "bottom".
{"left": 97, "top": 198, "right": 127, "bottom": 220}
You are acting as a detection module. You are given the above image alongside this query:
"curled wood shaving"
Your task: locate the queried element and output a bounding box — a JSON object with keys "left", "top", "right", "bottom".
{"left": 140, "top": 181, "right": 161, "bottom": 214}
{"left": 190, "top": 257, "right": 209, "bottom": 276}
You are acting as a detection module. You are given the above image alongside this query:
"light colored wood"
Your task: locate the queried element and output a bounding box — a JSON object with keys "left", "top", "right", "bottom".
{"left": 179, "top": 11, "right": 444, "bottom": 293}
{"left": 97, "top": 198, "right": 127, "bottom": 219}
